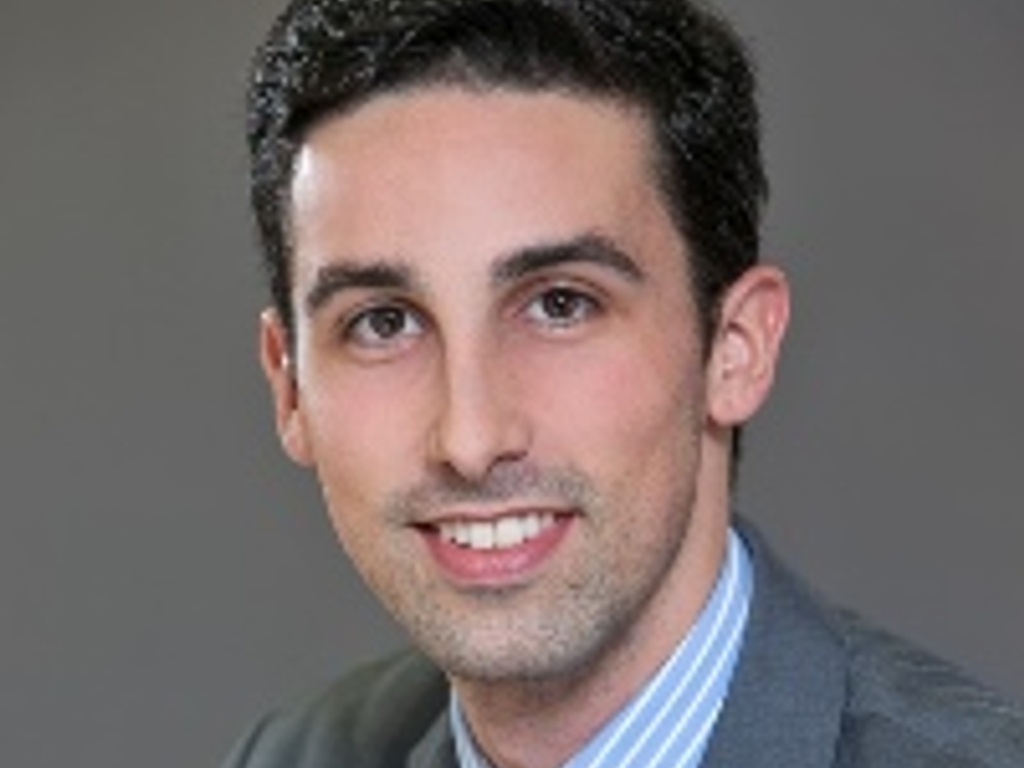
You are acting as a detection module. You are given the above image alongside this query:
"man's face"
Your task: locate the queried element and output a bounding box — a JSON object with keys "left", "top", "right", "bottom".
{"left": 264, "top": 88, "right": 756, "bottom": 684}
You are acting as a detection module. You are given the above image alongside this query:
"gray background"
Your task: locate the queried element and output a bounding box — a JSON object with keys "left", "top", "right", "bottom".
{"left": 1, "top": 1, "right": 1021, "bottom": 766}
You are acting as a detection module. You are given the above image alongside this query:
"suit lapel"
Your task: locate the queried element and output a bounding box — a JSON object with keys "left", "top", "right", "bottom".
{"left": 407, "top": 711, "right": 458, "bottom": 768}
{"left": 700, "top": 521, "right": 848, "bottom": 768}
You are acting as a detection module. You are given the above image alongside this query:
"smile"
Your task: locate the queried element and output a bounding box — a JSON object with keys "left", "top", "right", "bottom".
{"left": 436, "top": 512, "right": 559, "bottom": 551}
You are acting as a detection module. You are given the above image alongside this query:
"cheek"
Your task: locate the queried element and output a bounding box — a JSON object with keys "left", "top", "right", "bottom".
{"left": 524, "top": 339, "right": 706, "bottom": 479}
{"left": 298, "top": 368, "right": 433, "bottom": 511}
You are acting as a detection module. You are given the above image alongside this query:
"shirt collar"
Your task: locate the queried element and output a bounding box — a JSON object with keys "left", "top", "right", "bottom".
{"left": 450, "top": 527, "right": 753, "bottom": 768}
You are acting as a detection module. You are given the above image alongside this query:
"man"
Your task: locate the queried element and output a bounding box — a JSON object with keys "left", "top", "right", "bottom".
{"left": 224, "top": 1, "right": 1024, "bottom": 766}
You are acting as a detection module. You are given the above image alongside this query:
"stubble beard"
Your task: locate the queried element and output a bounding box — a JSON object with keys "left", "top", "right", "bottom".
{"left": 359, "top": 462, "right": 696, "bottom": 688}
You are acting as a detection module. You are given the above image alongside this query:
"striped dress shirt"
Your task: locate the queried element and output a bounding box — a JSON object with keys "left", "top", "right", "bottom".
{"left": 450, "top": 527, "right": 753, "bottom": 768}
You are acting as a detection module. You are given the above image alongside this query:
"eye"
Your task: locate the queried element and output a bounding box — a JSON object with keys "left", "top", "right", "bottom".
{"left": 343, "top": 304, "right": 425, "bottom": 349}
{"left": 523, "top": 286, "right": 601, "bottom": 330}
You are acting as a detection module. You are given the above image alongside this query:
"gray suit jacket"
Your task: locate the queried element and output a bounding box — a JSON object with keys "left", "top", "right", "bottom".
{"left": 222, "top": 523, "right": 1024, "bottom": 767}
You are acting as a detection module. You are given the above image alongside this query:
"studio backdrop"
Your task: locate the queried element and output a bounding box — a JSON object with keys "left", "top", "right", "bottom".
{"left": 0, "top": 2, "right": 1020, "bottom": 767}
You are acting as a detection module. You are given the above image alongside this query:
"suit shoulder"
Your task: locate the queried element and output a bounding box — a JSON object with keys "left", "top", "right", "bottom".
{"left": 833, "top": 611, "right": 1024, "bottom": 767}
{"left": 221, "top": 649, "right": 448, "bottom": 768}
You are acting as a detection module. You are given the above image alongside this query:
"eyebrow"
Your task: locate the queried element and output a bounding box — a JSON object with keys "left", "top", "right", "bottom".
{"left": 303, "top": 233, "right": 644, "bottom": 315}
{"left": 491, "top": 233, "right": 645, "bottom": 286}
{"left": 305, "top": 261, "right": 414, "bottom": 315}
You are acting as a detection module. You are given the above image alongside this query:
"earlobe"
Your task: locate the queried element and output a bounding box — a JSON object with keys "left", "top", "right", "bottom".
{"left": 259, "top": 309, "right": 313, "bottom": 466}
{"left": 706, "top": 265, "right": 790, "bottom": 427}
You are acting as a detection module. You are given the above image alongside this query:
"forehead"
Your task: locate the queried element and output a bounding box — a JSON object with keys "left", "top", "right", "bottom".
{"left": 297, "top": 86, "right": 656, "bottom": 170}
{"left": 288, "top": 87, "right": 673, "bottom": 284}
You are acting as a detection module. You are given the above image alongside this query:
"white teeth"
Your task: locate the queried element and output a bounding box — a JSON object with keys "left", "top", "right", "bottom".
{"left": 470, "top": 522, "right": 495, "bottom": 550}
{"left": 494, "top": 517, "right": 524, "bottom": 548}
{"left": 438, "top": 513, "right": 556, "bottom": 551}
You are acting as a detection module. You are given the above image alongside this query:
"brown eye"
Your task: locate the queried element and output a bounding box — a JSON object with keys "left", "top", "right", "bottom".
{"left": 525, "top": 287, "right": 599, "bottom": 329}
{"left": 344, "top": 305, "right": 424, "bottom": 348}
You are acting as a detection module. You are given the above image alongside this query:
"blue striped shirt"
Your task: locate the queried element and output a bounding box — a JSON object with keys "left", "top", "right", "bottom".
{"left": 450, "top": 528, "right": 753, "bottom": 768}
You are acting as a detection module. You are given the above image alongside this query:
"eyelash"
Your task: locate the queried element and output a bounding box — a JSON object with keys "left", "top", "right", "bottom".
{"left": 340, "top": 302, "right": 426, "bottom": 349}
{"left": 334, "top": 281, "right": 604, "bottom": 355}
{"left": 522, "top": 285, "right": 603, "bottom": 330}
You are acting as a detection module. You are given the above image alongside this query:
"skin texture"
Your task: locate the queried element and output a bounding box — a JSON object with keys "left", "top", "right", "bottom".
{"left": 261, "top": 88, "right": 789, "bottom": 768}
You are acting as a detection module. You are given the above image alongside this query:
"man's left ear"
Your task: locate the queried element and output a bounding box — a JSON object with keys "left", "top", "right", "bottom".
{"left": 705, "top": 265, "right": 790, "bottom": 427}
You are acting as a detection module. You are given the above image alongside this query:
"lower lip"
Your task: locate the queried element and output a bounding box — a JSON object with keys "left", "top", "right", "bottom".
{"left": 420, "top": 515, "right": 574, "bottom": 587}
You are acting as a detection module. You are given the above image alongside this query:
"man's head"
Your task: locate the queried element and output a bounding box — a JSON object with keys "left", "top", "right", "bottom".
{"left": 250, "top": 0, "right": 788, "bottom": 695}
{"left": 247, "top": 0, "right": 766, "bottom": 350}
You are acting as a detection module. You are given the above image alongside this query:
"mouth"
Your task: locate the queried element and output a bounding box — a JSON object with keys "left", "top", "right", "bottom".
{"left": 415, "top": 510, "right": 574, "bottom": 585}
{"left": 434, "top": 511, "right": 559, "bottom": 551}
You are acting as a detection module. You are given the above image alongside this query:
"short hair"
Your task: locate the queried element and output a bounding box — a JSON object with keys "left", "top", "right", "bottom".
{"left": 247, "top": 0, "right": 765, "bottom": 349}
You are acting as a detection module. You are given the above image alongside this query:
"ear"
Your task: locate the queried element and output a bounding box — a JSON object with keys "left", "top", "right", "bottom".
{"left": 705, "top": 265, "right": 790, "bottom": 428}
{"left": 259, "top": 309, "right": 313, "bottom": 466}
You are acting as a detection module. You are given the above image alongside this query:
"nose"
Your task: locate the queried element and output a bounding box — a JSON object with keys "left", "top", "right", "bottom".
{"left": 428, "top": 340, "right": 531, "bottom": 482}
